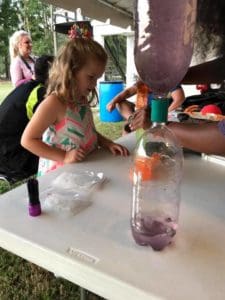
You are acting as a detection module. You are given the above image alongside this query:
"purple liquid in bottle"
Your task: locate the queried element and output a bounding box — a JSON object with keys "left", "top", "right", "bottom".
{"left": 131, "top": 216, "right": 177, "bottom": 251}
{"left": 134, "top": 0, "right": 197, "bottom": 96}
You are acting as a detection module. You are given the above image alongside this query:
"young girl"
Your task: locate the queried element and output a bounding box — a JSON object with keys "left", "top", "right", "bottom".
{"left": 21, "top": 38, "right": 129, "bottom": 176}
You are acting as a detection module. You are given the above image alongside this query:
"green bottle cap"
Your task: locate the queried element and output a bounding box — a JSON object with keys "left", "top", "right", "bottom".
{"left": 151, "top": 98, "right": 169, "bottom": 123}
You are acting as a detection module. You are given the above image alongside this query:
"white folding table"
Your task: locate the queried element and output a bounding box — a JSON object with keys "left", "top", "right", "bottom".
{"left": 0, "top": 133, "right": 225, "bottom": 300}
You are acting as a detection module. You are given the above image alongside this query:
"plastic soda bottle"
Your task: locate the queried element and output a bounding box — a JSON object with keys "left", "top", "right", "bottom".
{"left": 131, "top": 99, "right": 183, "bottom": 250}
{"left": 136, "top": 81, "right": 150, "bottom": 109}
{"left": 134, "top": 0, "right": 197, "bottom": 96}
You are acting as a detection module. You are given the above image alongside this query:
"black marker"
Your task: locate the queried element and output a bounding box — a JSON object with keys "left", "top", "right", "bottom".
{"left": 27, "top": 179, "right": 41, "bottom": 217}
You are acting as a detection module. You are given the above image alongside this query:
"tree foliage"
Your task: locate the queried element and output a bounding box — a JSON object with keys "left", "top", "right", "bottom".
{"left": 0, "top": 0, "right": 54, "bottom": 79}
{"left": 0, "top": 0, "right": 19, "bottom": 77}
{"left": 17, "top": 0, "right": 53, "bottom": 56}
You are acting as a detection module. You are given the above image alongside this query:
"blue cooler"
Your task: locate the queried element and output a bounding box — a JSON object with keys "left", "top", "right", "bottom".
{"left": 99, "top": 81, "right": 124, "bottom": 122}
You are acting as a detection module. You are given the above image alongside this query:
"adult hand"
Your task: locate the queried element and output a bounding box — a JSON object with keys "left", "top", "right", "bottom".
{"left": 168, "top": 87, "right": 185, "bottom": 111}
{"left": 63, "top": 147, "right": 86, "bottom": 164}
{"left": 129, "top": 108, "right": 151, "bottom": 131}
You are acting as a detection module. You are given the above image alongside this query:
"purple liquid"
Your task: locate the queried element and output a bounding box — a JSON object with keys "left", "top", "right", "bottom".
{"left": 131, "top": 216, "right": 176, "bottom": 251}
{"left": 134, "top": 0, "right": 197, "bottom": 95}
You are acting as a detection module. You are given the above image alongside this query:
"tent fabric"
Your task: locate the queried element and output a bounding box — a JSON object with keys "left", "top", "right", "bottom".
{"left": 46, "top": 0, "right": 225, "bottom": 83}
{"left": 46, "top": 0, "right": 133, "bottom": 28}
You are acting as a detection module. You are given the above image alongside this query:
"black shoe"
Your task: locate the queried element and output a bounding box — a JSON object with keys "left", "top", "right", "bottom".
{"left": 124, "top": 123, "right": 132, "bottom": 133}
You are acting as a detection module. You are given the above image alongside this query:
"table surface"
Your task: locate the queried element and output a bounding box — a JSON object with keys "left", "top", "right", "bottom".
{"left": 0, "top": 133, "right": 225, "bottom": 300}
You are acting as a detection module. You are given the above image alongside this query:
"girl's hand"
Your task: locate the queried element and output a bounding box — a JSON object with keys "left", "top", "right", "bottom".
{"left": 63, "top": 147, "right": 86, "bottom": 164}
{"left": 107, "top": 142, "right": 130, "bottom": 156}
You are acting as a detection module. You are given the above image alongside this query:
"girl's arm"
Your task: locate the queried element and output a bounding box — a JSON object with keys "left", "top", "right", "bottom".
{"left": 21, "top": 95, "right": 66, "bottom": 162}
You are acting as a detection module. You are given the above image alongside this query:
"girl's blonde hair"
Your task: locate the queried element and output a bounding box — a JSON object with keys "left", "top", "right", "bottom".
{"left": 47, "top": 38, "right": 107, "bottom": 103}
{"left": 9, "top": 30, "right": 30, "bottom": 61}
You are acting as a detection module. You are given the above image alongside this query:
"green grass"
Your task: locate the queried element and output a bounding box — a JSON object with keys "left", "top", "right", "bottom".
{"left": 0, "top": 89, "right": 124, "bottom": 299}
{"left": 93, "top": 109, "right": 124, "bottom": 141}
{"left": 0, "top": 251, "right": 80, "bottom": 300}
{"left": 0, "top": 81, "right": 13, "bottom": 103}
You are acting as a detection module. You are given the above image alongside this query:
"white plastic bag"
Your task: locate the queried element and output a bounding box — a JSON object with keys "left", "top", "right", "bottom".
{"left": 41, "top": 171, "right": 105, "bottom": 216}
{"left": 52, "top": 171, "right": 105, "bottom": 191}
{"left": 42, "top": 188, "right": 91, "bottom": 216}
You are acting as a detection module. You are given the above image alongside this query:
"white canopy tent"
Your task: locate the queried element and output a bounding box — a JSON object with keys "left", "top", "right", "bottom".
{"left": 44, "top": 0, "right": 225, "bottom": 84}
{"left": 46, "top": 0, "right": 136, "bottom": 85}
{"left": 46, "top": 0, "right": 134, "bottom": 29}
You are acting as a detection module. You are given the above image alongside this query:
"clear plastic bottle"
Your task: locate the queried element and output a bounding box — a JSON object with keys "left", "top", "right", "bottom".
{"left": 131, "top": 99, "right": 183, "bottom": 250}
{"left": 134, "top": 0, "right": 197, "bottom": 96}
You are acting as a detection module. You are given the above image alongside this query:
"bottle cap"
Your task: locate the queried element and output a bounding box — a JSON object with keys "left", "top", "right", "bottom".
{"left": 27, "top": 179, "right": 41, "bottom": 217}
{"left": 151, "top": 98, "right": 169, "bottom": 123}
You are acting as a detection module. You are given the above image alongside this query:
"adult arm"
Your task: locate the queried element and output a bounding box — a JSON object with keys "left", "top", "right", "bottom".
{"left": 130, "top": 108, "right": 225, "bottom": 155}
{"left": 107, "top": 83, "right": 138, "bottom": 112}
{"left": 167, "top": 122, "right": 225, "bottom": 155}
{"left": 168, "top": 86, "right": 185, "bottom": 111}
{"left": 10, "top": 58, "right": 24, "bottom": 87}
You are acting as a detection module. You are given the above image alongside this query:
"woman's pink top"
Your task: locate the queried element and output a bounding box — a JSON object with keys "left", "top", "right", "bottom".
{"left": 10, "top": 56, "right": 35, "bottom": 87}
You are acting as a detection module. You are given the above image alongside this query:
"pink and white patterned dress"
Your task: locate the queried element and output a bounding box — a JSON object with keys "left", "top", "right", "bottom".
{"left": 38, "top": 99, "right": 98, "bottom": 176}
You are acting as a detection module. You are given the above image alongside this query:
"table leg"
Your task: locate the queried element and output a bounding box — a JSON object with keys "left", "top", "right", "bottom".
{"left": 80, "top": 287, "right": 87, "bottom": 300}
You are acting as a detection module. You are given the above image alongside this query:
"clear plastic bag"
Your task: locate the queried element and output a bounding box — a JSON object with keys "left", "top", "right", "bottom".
{"left": 52, "top": 171, "right": 105, "bottom": 191}
{"left": 41, "top": 188, "right": 91, "bottom": 216}
{"left": 41, "top": 171, "right": 105, "bottom": 216}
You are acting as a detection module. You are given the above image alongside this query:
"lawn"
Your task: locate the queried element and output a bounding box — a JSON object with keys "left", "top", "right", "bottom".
{"left": 0, "top": 81, "right": 13, "bottom": 103}
{"left": 0, "top": 82, "right": 124, "bottom": 299}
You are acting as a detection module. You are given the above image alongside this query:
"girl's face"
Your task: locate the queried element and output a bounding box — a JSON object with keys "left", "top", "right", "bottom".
{"left": 75, "top": 60, "right": 105, "bottom": 99}
{"left": 18, "top": 35, "right": 32, "bottom": 57}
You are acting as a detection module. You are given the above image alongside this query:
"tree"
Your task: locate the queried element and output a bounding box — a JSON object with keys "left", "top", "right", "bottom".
{"left": 17, "top": 0, "right": 54, "bottom": 56}
{"left": 0, "top": 0, "right": 54, "bottom": 79}
{"left": 0, "top": 0, "right": 19, "bottom": 78}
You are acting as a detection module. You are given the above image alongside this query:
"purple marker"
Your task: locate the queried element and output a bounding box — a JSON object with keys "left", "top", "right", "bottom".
{"left": 27, "top": 179, "right": 41, "bottom": 217}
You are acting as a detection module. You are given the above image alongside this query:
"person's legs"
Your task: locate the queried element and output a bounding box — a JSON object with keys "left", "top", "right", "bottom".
{"left": 116, "top": 100, "right": 135, "bottom": 120}
{"left": 116, "top": 100, "right": 135, "bottom": 134}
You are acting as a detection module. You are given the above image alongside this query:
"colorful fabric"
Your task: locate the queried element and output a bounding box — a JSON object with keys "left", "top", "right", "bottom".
{"left": 26, "top": 84, "right": 43, "bottom": 120}
{"left": 38, "top": 99, "right": 98, "bottom": 176}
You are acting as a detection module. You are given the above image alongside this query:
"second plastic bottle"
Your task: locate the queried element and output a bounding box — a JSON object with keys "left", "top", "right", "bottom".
{"left": 131, "top": 99, "right": 183, "bottom": 251}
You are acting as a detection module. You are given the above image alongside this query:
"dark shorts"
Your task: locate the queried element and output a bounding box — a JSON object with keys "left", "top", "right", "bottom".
{"left": 218, "top": 120, "right": 225, "bottom": 136}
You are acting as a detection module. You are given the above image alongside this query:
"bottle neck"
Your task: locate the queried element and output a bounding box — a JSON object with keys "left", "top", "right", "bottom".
{"left": 152, "top": 122, "right": 166, "bottom": 127}
{"left": 150, "top": 99, "right": 169, "bottom": 124}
